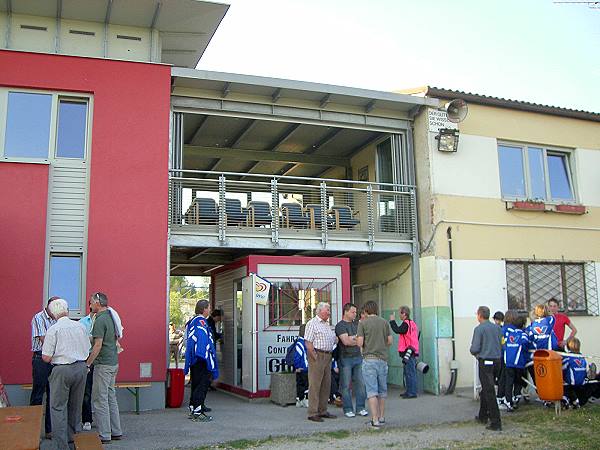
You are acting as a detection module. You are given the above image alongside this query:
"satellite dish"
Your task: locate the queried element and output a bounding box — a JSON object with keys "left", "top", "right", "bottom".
{"left": 445, "top": 99, "right": 468, "bottom": 123}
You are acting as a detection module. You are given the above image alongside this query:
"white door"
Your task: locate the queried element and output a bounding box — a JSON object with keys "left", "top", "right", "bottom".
{"left": 241, "top": 276, "right": 256, "bottom": 392}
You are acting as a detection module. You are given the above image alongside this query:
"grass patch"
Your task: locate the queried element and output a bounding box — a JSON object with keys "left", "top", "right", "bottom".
{"left": 322, "top": 430, "right": 351, "bottom": 439}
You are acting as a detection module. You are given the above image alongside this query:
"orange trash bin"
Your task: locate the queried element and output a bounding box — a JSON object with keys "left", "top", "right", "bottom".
{"left": 533, "top": 349, "right": 563, "bottom": 401}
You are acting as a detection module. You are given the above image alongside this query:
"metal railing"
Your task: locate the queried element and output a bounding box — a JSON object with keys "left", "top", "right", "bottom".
{"left": 169, "top": 169, "right": 417, "bottom": 249}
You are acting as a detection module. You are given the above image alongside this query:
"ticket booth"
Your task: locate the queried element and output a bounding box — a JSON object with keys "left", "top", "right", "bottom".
{"left": 211, "top": 255, "right": 350, "bottom": 397}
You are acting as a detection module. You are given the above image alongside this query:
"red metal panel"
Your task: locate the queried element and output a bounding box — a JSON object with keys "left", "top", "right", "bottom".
{"left": 0, "top": 163, "right": 49, "bottom": 383}
{"left": 0, "top": 50, "right": 171, "bottom": 383}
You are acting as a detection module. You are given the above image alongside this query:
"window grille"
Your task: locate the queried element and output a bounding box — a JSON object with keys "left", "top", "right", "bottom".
{"left": 268, "top": 278, "right": 335, "bottom": 327}
{"left": 506, "top": 261, "right": 598, "bottom": 315}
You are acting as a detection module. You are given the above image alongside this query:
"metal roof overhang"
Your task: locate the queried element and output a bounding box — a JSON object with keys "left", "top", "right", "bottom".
{"left": 171, "top": 69, "right": 440, "bottom": 178}
{"left": 172, "top": 68, "right": 440, "bottom": 120}
{"left": 1, "top": 0, "right": 229, "bottom": 68}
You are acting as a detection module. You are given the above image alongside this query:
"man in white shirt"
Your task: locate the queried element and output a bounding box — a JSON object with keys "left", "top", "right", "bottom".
{"left": 42, "top": 298, "right": 90, "bottom": 449}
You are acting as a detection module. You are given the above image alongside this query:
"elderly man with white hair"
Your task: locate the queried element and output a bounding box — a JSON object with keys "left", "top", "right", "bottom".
{"left": 41, "top": 298, "right": 90, "bottom": 449}
{"left": 304, "top": 302, "right": 338, "bottom": 422}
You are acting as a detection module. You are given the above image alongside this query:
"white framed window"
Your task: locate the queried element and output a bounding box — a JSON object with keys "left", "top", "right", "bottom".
{"left": 0, "top": 88, "right": 91, "bottom": 162}
{"left": 497, "top": 143, "right": 576, "bottom": 203}
{"left": 48, "top": 253, "right": 85, "bottom": 315}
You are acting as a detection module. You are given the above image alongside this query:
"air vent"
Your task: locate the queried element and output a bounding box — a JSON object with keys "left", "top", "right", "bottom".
{"left": 70, "top": 30, "right": 95, "bottom": 36}
{"left": 21, "top": 25, "right": 47, "bottom": 31}
{"left": 116, "top": 34, "right": 142, "bottom": 41}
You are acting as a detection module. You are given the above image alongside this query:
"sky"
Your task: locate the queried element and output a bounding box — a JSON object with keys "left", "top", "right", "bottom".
{"left": 197, "top": 0, "right": 600, "bottom": 113}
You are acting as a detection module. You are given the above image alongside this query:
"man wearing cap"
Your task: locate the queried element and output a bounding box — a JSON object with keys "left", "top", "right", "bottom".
{"left": 304, "top": 302, "right": 338, "bottom": 422}
{"left": 42, "top": 298, "right": 90, "bottom": 449}
{"left": 30, "top": 296, "right": 58, "bottom": 438}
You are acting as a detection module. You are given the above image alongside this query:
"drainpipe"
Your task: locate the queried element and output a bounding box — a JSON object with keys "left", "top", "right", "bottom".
{"left": 445, "top": 226, "right": 458, "bottom": 394}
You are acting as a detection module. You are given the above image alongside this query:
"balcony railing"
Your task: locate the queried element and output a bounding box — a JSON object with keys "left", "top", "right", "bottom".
{"left": 169, "top": 170, "right": 417, "bottom": 252}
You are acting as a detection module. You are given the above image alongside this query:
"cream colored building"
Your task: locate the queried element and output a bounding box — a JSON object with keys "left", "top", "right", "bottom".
{"left": 390, "top": 87, "right": 599, "bottom": 391}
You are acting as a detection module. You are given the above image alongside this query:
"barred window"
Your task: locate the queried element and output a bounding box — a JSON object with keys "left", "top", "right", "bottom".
{"left": 268, "top": 278, "right": 335, "bottom": 327}
{"left": 506, "top": 261, "right": 598, "bottom": 315}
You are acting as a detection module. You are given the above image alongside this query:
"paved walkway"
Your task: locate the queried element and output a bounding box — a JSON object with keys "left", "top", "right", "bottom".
{"left": 41, "top": 387, "right": 477, "bottom": 449}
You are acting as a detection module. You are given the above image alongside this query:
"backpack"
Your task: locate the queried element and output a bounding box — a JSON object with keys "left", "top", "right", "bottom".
{"left": 285, "top": 338, "right": 298, "bottom": 367}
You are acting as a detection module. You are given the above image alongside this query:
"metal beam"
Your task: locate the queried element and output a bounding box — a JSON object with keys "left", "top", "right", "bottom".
{"left": 365, "top": 99, "right": 376, "bottom": 113}
{"left": 222, "top": 82, "right": 231, "bottom": 99}
{"left": 150, "top": 1, "right": 161, "bottom": 28}
{"left": 188, "top": 254, "right": 234, "bottom": 264}
{"left": 270, "top": 123, "right": 301, "bottom": 151}
{"left": 184, "top": 145, "right": 350, "bottom": 167}
{"left": 320, "top": 93, "right": 331, "bottom": 109}
{"left": 347, "top": 133, "right": 385, "bottom": 158}
{"left": 279, "top": 128, "right": 343, "bottom": 176}
{"left": 189, "top": 116, "right": 209, "bottom": 145}
{"left": 229, "top": 119, "right": 257, "bottom": 148}
{"left": 271, "top": 88, "right": 282, "bottom": 103}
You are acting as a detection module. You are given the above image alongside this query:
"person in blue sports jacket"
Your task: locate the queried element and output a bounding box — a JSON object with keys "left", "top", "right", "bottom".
{"left": 294, "top": 324, "right": 309, "bottom": 407}
{"left": 526, "top": 304, "right": 558, "bottom": 385}
{"left": 499, "top": 311, "right": 529, "bottom": 410}
{"left": 562, "top": 337, "right": 589, "bottom": 408}
{"left": 185, "top": 300, "right": 219, "bottom": 421}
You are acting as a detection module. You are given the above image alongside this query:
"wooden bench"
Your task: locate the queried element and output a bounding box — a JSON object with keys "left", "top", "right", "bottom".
{"left": 23, "top": 382, "right": 151, "bottom": 414}
{"left": 116, "top": 382, "right": 151, "bottom": 414}
{"left": 74, "top": 432, "right": 103, "bottom": 450}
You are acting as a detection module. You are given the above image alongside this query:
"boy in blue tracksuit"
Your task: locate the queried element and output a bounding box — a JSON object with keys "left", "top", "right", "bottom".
{"left": 500, "top": 312, "right": 529, "bottom": 410}
{"left": 293, "top": 325, "right": 309, "bottom": 407}
{"left": 526, "top": 304, "right": 558, "bottom": 385}
{"left": 562, "top": 337, "right": 588, "bottom": 408}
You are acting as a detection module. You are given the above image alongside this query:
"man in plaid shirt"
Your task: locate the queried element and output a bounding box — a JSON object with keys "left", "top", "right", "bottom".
{"left": 304, "top": 302, "right": 337, "bottom": 422}
{"left": 30, "top": 296, "right": 59, "bottom": 438}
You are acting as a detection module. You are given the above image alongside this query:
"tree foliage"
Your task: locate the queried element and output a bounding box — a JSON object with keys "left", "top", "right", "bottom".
{"left": 169, "top": 276, "right": 208, "bottom": 328}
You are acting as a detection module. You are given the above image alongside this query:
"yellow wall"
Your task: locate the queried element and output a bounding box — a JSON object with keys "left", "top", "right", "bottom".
{"left": 354, "top": 255, "right": 413, "bottom": 312}
{"left": 429, "top": 195, "right": 600, "bottom": 260}
{"left": 458, "top": 104, "right": 600, "bottom": 150}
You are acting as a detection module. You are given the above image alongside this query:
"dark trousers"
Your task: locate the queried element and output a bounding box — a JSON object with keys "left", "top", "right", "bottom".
{"left": 565, "top": 385, "right": 590, "bottom": 406}
{"left": 296, "top": 371, "right": 308, "bottom": 400}
{"left": 495, "top": 359, "right": 505, "bottom": 398}
{"left": 478, "top": 359, "right": 501, "bottom": 427}
{"left": 82, "top": 365, "right": 94, "bottom": 423}
{"left": 30, "top": 353, "right": 53, "bottom": 433}
{"left": 329, "top": 368, "right": 340, "bottom": 401}
{"left": 189, "top": 359, "right": 210, "bottom": 409}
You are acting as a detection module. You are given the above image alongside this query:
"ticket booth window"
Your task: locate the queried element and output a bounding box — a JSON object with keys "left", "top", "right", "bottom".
{"left": 268, "top": 278, "right": 335, "bottom": 327}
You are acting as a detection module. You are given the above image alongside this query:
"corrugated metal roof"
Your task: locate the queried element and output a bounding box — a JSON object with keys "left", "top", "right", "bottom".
{"left": 399, "top": 86, "right": 600, "bottom": 122}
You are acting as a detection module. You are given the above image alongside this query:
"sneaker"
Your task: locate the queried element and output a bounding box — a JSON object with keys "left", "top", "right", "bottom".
{"left": 357, "top": 409, "right": 369, "bottom": 416}
{"left": 344, "top": 411, "right": 356, "bottom": 418}
{"left": 501, "top": 399, "right": 514, "bottom": 412}
{"left": 572, "top": 399, "right": 581, "bottom": 409}
{"left": 498, "top": 402, "right": 508, "bottom": 411}
{"left": 82, "top": 422, "right": 92, "bottom": 431}
{"left": 192, "top": 412, "right": 213, "bottom": 422}
{"left": 369, "top": 419, "right": 381, "bottom": 429}
{"left": 301, "top": 398, "right": 309, "bottom": 408}
{"left": 379, "top": 417, "right": 385, "bottom": 424}
{"left": 296, "top": 398, "right": 303, "bottom": 408}
{"left": 543, "top": 401, "right": 554, "bottom": 408}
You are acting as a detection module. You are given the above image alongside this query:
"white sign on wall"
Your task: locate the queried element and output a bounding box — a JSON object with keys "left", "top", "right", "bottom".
{"left": 254, "top": 274, "right": 270, "bottom": 305}
{"left": 428, "top": 108, "right": 458, "bottom": 133}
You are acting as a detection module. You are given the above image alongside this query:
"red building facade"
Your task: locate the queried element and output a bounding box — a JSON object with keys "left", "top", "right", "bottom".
{"left": 0, "top": 50, "right": 171, "bottom": 396}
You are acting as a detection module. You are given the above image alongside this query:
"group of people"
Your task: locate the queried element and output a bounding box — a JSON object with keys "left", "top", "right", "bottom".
{"left": 290, "top": 301, "right": 420, "bottom": 429}
{"left": 471, "top": 298, "right": 599, "bottom": 433}
{"left": 30, "top": 293, "right": 123, "bottom": 448}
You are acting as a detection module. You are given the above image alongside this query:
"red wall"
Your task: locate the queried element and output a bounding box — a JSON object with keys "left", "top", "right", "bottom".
{"left": 0, "top": 163, "right": 49, "bottom": 383}
{"left": 0, "top": 50, "right": 171, "bottom": 383}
